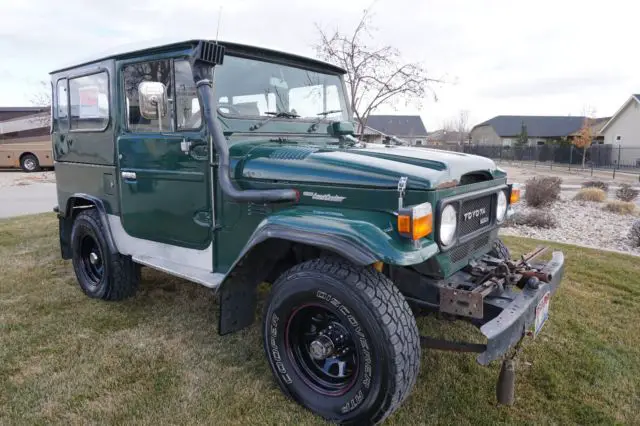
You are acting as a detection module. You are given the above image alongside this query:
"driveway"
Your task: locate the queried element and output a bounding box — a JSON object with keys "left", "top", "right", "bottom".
{"left": 0, "top": 171, "right": 57, "bottom": 219}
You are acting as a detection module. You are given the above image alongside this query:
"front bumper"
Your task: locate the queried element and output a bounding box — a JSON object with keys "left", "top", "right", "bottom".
{"left": 476, "top": 251, "right": 565, "bottom": 365}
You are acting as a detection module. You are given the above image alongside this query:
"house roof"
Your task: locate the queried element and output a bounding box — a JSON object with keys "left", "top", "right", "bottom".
{"left": 365, "top": 115, "right": 427, "bottom": 137}
{"left": 473, "top": 115, "right": 587, "bottom": 138}
{"left": 600, "top": 94, "right": 640, "bottom": 133}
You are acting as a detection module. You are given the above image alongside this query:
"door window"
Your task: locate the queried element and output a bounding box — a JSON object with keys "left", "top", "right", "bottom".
{"left": 123, "top": 60, "right": 173, "bottom": 132}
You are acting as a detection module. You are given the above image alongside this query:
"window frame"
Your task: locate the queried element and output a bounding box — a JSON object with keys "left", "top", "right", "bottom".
{"left": 67, "top": 68, "right": 111, "bottom": 133}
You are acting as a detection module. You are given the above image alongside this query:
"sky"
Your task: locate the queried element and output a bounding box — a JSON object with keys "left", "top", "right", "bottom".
{"left": 0, "top": 0, "right": 638, "bottom": 130}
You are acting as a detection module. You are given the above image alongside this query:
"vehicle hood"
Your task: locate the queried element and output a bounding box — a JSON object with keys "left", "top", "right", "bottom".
{"left": 232, "top": 142, "right": 502, "bottom": 190}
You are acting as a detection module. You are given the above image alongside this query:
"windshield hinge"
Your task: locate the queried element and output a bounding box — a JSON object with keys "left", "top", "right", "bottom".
{"left": 397, "top": 176, "right": 408, "bottom": 209}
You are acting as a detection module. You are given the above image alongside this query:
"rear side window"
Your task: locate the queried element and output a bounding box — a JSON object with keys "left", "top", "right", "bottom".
{"left": 69, "top": 72, "right": 110, "bottom": 131}
{"left": 55, "top": 79, "right": 69, "bottom": 130}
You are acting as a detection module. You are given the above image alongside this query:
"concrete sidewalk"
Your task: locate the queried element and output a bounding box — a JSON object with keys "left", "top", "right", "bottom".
{"left": 0, "top": 182, "right": 57, "bottom": 218}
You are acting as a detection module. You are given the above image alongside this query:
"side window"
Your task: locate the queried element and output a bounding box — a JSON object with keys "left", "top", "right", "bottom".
{"left": 55, "top": 79, "right": 69, "bottom": 130}
{"left": 175, "top": 60, "right": 201, "bottom": 130}
{"left": 69, "top": 72, "right": 109, "bottom": 131}
{"left": 123, "top": 60, "right": 173, "bottom": 132}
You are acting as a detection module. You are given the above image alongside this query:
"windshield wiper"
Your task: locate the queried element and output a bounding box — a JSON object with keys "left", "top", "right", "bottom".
{"left": 249, "top": 111, "right": 300, "bottom": 131}
{"left": 308, "top": 109, "right": 343, "bottom": 132}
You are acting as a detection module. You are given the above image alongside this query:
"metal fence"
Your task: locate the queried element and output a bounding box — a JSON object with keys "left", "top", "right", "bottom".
{"left": 432, "top": 144, "right": 640, "bottom": 179}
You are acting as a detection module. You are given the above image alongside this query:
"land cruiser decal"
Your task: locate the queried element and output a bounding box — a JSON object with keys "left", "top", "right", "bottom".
{"left": 302, "top": 191, "right": 346, "bottom": 203}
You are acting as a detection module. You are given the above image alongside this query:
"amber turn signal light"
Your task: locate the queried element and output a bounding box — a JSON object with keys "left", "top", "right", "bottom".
{"left": 397, "top": 202, "right": 433, "bottom": 240}
{"left": 510, "top": 186, "right": 521, "bottom": 204}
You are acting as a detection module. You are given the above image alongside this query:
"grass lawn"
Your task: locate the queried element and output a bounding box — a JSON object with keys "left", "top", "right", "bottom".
{"left": 1, "top": 213, "right": 639, "bottom": 425}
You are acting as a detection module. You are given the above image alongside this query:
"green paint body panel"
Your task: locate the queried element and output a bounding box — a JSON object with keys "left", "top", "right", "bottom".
{"left": 55, "top": 162, "right": 120, "bottom": 214}
{"left": 50, "top": 39, "right": 511, "bottom": 280}
{"left": 117, "top": 132, "right": 211, "bottom": 249}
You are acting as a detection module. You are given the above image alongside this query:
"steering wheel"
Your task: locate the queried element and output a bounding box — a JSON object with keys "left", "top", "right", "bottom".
{"left": 184, "top": 103, "right": 242, "bottom": 128}
{"left": 217, "top": 103, "right": 242, "bottom": 115}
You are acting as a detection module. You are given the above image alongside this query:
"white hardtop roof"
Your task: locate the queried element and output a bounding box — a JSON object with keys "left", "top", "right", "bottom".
{"left": 50, "top": 37, "right": 346, "bottom": 75}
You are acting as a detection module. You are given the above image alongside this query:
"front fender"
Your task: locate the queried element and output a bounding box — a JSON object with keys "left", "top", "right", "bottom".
{"left": 241, "top": 206, "right": 439, "bottom": 267}
{"left": 217, "top": 206, "right": 439, "bottom": 335}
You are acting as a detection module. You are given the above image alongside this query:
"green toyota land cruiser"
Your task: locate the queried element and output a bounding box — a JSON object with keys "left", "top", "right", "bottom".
{"left": 51, "top": 39, "right": 565, "bottom": 424}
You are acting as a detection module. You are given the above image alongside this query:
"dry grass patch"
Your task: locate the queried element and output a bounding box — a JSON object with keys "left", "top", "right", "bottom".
{"left": 1, "top": 214, "right": 640, "bottom": 425}
{"left": 604, "top": 200, "right": 636, "bottom": 215}
{"left": 573, "top": 187, "right": 606, "bottom": 202}
{"left": 525, "top": 177, "right": 562, "bottom": 208}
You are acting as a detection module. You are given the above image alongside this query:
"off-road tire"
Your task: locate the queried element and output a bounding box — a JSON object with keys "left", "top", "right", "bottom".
{"left": 20, "top": 154, "right": 40, "bottom": 172}
{"left": 263, "top": 257, "right": 421, "bottom": 425}
{"left": 489, "top": 238, "right": 511, "bottom": 260}
{"left": 71, "top": 209, "right": 139, "bottom": 300}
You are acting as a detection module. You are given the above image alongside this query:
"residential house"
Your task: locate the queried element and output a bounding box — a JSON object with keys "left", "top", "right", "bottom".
{"left": 599, "top": 94, "right": 640, "bottom": 166}
{"left": 470, "top": 115, "right": 588, "bottom": 146}
{"left": 426, "top": 129, "right": 469, "bottom": 146}
{"left": 569, "top": 117, "right": 609, "bottom": 143}
{"left": 359, "top": 115, "right": 428, "bottom": 146}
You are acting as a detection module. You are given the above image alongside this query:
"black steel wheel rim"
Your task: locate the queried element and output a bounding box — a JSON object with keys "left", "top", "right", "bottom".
{"left": 285, "top": 304, "right": 359, "bottom": 396}
{"left": 80, "top": 235, "right": 103, "bottom": 286}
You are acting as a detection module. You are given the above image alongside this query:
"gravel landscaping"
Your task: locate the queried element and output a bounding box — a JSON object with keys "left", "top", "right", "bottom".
{"left": 500, "top": 194, "right": 640, "bottom": 256}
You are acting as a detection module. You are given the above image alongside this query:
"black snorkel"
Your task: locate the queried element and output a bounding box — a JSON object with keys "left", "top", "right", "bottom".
{"left": 190, "top": 41, "right": 298, "bottom": 203}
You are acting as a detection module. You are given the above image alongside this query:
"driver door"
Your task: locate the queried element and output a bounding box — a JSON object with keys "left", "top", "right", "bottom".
{"left": 116, "top": 57, "right": 212, "bottom": 250}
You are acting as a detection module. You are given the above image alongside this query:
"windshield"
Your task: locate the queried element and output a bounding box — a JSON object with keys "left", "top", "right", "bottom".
{"left": 212, "top": 55, "right": 349, "bottom": 122}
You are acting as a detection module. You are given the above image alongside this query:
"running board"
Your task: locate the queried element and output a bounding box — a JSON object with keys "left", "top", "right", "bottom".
{"left": 132, "top": 255, "right": 223, "bottom": 290}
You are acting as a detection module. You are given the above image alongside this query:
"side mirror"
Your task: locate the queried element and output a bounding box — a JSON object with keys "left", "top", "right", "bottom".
{"left": 138, "top": 81, "right": 168, "bottom": 120}
{"left": 329, "top": 121, "right": 355, "bottom": 136}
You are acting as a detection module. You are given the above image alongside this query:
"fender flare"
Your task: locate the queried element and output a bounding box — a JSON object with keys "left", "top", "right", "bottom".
{"left": 60, "top": 193, "right": 118, "bottom": 256}
{"left": 217, "top": 209, "right": 439, "bottom": 335}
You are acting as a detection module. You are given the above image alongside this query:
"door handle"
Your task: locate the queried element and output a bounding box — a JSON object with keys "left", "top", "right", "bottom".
{"left": 121, "top": 171, "right": 137, "bottom": 181}
{"left": 181, "top": 139, "right": 192, "bottom": 154}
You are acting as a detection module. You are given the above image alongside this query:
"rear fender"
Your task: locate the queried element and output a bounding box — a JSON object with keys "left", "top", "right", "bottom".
{"left": 58, "top": 194, "right": 117, "bottom": 259}
{"left": 218, "top": 206, "right": 439, "bottom": 334}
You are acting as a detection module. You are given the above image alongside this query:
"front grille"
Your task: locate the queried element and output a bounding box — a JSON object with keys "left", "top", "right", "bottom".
{"left": 458, "top": 195, "right": 493, "bottom": 237}
{"left": 448, "top": 233, "right": 491, "bottom": 263}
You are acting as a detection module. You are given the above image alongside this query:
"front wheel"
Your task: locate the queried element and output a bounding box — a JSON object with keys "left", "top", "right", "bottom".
{"left": 263, "top": 257, "right": 420, "bottom": 424}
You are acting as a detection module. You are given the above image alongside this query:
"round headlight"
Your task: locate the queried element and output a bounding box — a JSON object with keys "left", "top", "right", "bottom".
{"left": 439, "top": 204, "right": 457, "bottom": 245}
{"left": 496, "top": 190, "right": 508, "bottom": 222}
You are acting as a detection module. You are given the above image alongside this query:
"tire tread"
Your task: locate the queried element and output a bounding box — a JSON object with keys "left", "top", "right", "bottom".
{"left": 272, "top": 256, "right": 421, "bottom": 424}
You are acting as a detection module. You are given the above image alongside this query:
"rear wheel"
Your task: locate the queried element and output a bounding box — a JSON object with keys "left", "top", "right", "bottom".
{"left": 263, "top": 257, "right": 420, "bottom": 424}
{"left": 20, "top": 154, "right": 40, "bottom": 172}
{"left": 71, "top": 209, "right": 139, "bottom": 300}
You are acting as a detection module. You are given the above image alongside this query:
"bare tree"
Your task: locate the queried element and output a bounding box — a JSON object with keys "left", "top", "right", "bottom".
{"left": 315, "top": 6, "right": 442, "bottom": 136}
{"left": 439, "top": 110, "right": 469, "bottom": 144}
{"left": 455, "top": 109, "right": 469, "bottom": 144}
{"left": 29, "top": 81, "right": 52, "bottom": 127}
